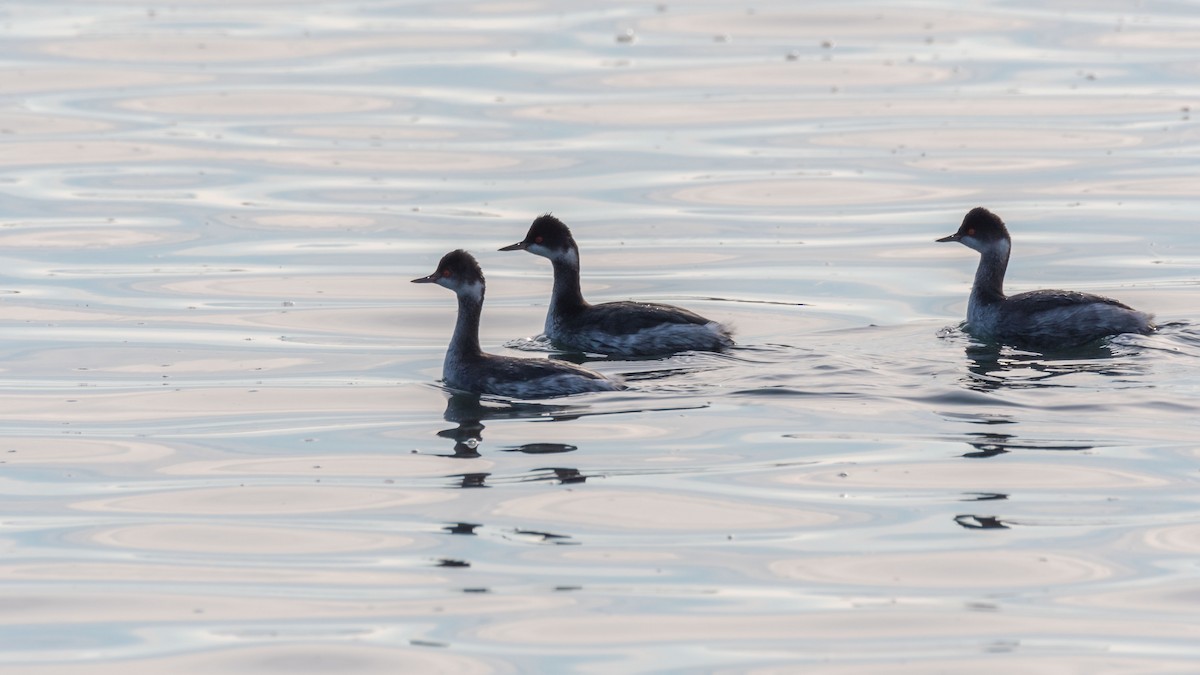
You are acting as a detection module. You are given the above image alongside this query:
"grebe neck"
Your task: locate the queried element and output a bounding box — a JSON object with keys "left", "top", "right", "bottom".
{"left": 549, "top": 251, "right": 589, "bottom": 316}
{"left": 449, "top": 286, "right": 484, "bottom": 358}
{"left": 970, "top": 240, "right": 1010, "bottom": 308}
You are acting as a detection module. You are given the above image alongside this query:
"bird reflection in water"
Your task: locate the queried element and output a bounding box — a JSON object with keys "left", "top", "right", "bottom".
{"left": 437, "top": 393, "right": 586, "bottom": 488}
{"left": 962, "top": 339, "right": 1144, "bottom": 392}
{"left": 963, "top": 492, "right": 1007, "bottom": 501}
{"left": 438, "top": 393, "right": 583, "bottom": 459}
{"left": 954, "top": 514, "right": 1011, "bottom": 530}
{"left": 519, "top": 468, "right": 587, "bottom": 484}
{"left": 960, "top": 432, "right": 1094, "bottom": 459}
{"left": 450, "top": 472, "right": 490, "bottom": 488}
{"left": 436, "top": 393, "right": 703, "bottom": 486}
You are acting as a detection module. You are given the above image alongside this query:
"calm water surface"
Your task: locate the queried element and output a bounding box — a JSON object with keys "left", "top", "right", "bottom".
{"left": 2, "top": 0, "right": 1200, "bottom": 672}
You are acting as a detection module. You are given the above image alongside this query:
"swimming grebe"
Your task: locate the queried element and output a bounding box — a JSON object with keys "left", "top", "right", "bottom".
{"left": 412, "top": 250, "right": 623, "bottom": 398}
{"left": 500, "top": 214, "right": 734, "bottom": 356}
{"left": 937, "top": 207, "right": 1154, "bottom": 348}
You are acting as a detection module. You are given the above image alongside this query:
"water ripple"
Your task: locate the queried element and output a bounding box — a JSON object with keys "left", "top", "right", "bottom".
{"left": 3, "top": 0, "right": 1200, "bottom": 671}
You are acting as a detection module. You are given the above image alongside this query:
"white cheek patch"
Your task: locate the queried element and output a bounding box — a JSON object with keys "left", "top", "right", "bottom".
{"left": 458, "top": 280, "right": 485, "bottom": 301}
{"left": 531, "top": 244, "right": 577, "bottom": 267}
{"left": 963, "top": 236, "right": 1008, "bottom": 258}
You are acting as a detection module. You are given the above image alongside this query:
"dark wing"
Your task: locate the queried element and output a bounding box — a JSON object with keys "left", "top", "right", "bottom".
{"left": 1005, "top": 289, "right": 1133, "bottom": 314}
{"left": 996, "top": 289, "right": 1150, "bottom": 348}
{"left": 481, "top": 354, "right": 610, "bottom": 385}
{"left": 476, "top": 354, "right": 621, "bottom": 398}
{"left": 583, "top": 300, "right": 714, "bottom": 335}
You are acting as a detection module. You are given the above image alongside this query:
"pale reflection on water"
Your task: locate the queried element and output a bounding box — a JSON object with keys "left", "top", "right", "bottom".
{"left": 3, "top": 0, "right": 1200, "bottom": 672}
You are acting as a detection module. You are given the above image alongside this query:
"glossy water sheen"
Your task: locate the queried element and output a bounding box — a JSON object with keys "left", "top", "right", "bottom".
{"left": 3, "top": 1, "right": 1200, "bottom": 672}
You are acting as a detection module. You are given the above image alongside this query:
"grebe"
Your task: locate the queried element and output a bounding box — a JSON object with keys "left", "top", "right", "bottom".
{"left": 500, "top": 214, "right": 734, "bottom": 356}
{"left": 412, "top": 250, "right": 623, "bottom": 397}
{"left": 937, "top": 207, "right": 1153, "bottom": 348}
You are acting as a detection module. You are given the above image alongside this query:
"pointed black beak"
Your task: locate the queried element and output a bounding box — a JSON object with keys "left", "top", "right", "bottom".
{"left": 411, "top": 272, "right": 438, "bottom": 283}
{"left": 499, "top": 241, "right": 528, "bottom": 251}
{"left": 936, "top": 232, "right": 962, "bottom": 243}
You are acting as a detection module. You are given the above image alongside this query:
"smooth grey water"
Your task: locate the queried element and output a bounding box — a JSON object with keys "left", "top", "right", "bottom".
{"left": 2, "top": 1, "right": 1200, "bottom": 672}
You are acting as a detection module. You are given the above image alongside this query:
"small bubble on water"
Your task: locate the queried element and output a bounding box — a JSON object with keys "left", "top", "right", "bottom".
{"left": 616, "top": 29, "right": 636, "bottom": 43}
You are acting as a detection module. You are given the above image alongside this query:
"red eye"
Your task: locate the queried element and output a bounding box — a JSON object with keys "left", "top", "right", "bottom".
{"left": 967, "top": 228, "right": 975, "bottom": 236}
{"left": 441, "top": 269, "right": 452, "bottom": 278}
{"left": 534, "top": 235, "right": 543, "bottom": 244}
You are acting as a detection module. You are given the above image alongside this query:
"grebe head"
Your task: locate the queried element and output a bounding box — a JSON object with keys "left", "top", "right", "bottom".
{"left": 500, "top": 214, "right": 579, "bottom": 265}
{"left": 412, "top": 249, "right": 485, "bottom": 299}
{"left": 937, "top": 207, "right": 1011, "bottom": 255}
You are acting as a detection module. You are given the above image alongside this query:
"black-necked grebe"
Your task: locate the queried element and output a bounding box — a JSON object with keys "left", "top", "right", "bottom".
{"left": 412, "top": 250, "right": 622, "bottom": 398}
{"left": 937, "top": 207, "right": 1154, "bottom": 348}
{"left": 500, "top": 214, "right": 734, "bottom": 356}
